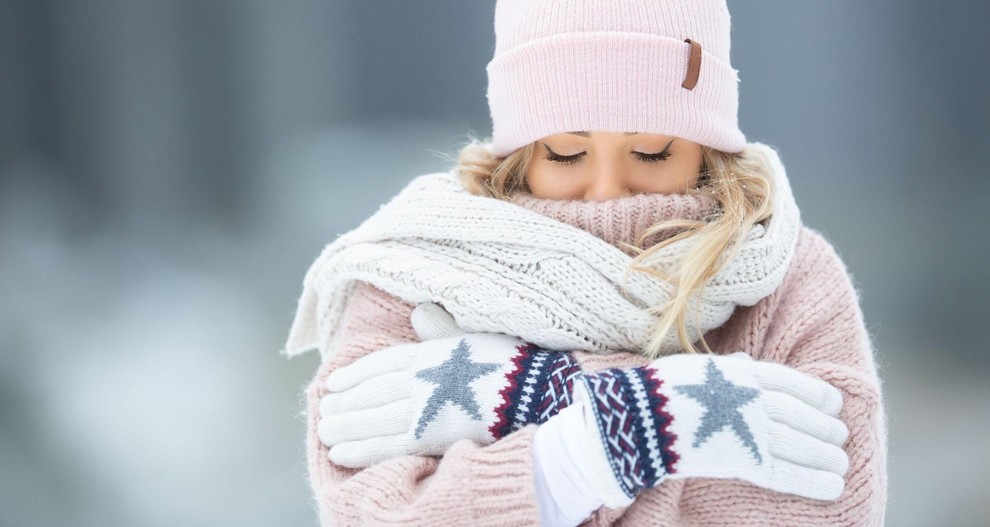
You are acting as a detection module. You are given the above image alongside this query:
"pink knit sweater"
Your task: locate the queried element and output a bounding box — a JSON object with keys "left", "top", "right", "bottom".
{"left": 299, "top": 191, "right": 888, "bottom": 526}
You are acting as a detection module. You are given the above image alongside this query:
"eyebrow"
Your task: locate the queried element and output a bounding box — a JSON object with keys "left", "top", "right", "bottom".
{"left": 566, "top": 131, "right": 645, "bottom": 137}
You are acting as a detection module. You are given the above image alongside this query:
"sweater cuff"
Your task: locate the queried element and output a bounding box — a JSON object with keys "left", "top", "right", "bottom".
{"left": 458, "top": 425, "right": 543, "bottom": 525}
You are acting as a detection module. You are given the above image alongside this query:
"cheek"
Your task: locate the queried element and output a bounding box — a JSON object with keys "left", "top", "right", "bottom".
{"left": 525, "top": 163, "right": 584, "bottom": 198}
{"left": 679, "top": 152, "right": 704, "bottom": 187}
{"left": 629, "top": 160, "right": 701, "bottom": 193}
{"left": 668, "top": 158, "right": 701, "bottom": 187}
{"left": 651, "top": 152, "right": 703, "bottom": 189}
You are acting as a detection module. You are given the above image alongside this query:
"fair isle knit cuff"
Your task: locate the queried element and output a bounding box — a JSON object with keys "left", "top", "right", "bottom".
{"left": 579, "top": 366, "right": 680, "bottom": 499}
{"left": 490, "top": 346, "right": 583, "bottom": 440}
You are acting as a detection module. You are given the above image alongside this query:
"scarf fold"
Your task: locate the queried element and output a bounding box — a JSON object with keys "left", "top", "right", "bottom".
{"left": 507, "top": 190, "right": 720, "bottom": 254}
{"left": 283, "top": 142, "right": 801, "bottom": 360}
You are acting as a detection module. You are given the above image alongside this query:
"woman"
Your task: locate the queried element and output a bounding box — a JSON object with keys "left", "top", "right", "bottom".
{"left": 284, "top": 1, "right": 888, "bottom": 525}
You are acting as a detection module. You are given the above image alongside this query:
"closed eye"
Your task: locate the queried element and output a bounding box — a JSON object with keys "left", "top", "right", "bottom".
{"left": 542, "top": 139, "right": 675, "bottom": 165}
{"left": 544, "top": 150, "right": 584, "bottom": 165}
{"left": 633, "top": 150, "right": 672, "bottom": 162}
{"left": 546, "top": 149, "right": 672, "bottom": 164}
{"left": 635, "top": 138, "right": 675, "bottom": 163}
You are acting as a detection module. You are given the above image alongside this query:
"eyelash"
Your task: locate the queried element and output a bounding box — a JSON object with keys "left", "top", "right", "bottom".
{"left": 544, "top": 149, "right": 672, "bottom": 165}
{"left": 634, "top": 150, "right": 673, "bottom": 163}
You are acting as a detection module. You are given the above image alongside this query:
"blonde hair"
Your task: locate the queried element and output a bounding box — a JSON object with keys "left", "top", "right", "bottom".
{"left": 452, "top": 134, "right": 776, "bottom": 359}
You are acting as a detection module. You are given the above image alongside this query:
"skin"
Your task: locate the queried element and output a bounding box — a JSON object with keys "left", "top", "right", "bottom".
{"left": 525, "top": 130, "right": 704, "bottom": 201}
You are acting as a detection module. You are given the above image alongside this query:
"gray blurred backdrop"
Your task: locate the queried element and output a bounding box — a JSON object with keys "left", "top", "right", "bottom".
{"left": 1, "top": 1, "right": 988, "bottom": 526}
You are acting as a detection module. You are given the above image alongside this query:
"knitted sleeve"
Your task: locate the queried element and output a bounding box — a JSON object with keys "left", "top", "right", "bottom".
{"left": 763, "top": 229, "right": 888, "bottom": 526}
{"left": 596, "top": 227, "right": 888, "bottom": 526}
{"left": 303, "top": 281, "right": 542, "bottom": 526}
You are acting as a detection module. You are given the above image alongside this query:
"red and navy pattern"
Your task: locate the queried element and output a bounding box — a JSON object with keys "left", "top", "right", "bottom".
{"left": 581, "top": 365, "right": 680, "bottom": 498}
{"left": 489, "top": 344, "right": 582, "bottom": 440}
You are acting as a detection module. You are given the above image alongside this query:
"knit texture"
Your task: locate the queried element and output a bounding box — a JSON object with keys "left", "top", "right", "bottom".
{"left": 507, "top": 190, "right": 717, "bottom": 255}
{"left": 486, "top": 0, "right": 745, "bottom": 156}
{"left": 319, "top": 331, "right": 577, "bottom": 468}
{"left": 489, "top": 348, "right": 583, "bottom": 439}
{"left": 300, "top": 196, "right": 888, "bottom": 526}
{"left": 284, "top": 142, "right": 799, "bottom": 360}
{"left": 578, "top": 365, "right": 678, "bottom": 499}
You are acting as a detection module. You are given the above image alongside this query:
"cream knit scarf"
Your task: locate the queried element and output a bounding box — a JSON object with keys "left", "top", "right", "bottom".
{"left": 283, "top": 142, "right": 801, "bottom": 360}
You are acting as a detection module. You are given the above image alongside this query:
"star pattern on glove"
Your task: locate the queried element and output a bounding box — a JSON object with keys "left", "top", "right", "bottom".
{"left": 674, "top": 358, "right": 763, "bottom": 463}
{"left": 414, "top": 339, "right": 501, "bottom": 439}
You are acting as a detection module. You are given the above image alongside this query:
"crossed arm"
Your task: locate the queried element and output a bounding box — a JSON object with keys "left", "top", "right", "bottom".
{"left": 303, "top": 281, "right": 544, "bottom": 526}
{"left": 302, "top": 230, "right": 887, "bottom": 526}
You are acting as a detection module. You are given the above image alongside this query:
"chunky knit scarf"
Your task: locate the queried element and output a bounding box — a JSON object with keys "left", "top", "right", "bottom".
{"left": 284, "top": 142, "right": 800, "bottom": 360}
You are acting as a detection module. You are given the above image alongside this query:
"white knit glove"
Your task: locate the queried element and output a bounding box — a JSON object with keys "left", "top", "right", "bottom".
{"left": 571, "top": 352, "right": 850, "bottom": 506}
{"left": 318, "top": 303, "right": 581, "bottom": 468}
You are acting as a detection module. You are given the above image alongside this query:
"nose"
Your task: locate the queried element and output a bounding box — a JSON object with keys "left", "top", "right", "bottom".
{"left": 583, "top": 167, "right": 632, "bottom": 201}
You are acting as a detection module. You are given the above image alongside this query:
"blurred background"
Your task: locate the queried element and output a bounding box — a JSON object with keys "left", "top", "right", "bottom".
{"left": 1, "top": 1, "right": 987, "bottom": 525}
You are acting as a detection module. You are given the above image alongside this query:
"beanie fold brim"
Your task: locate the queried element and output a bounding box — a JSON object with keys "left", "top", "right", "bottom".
{"left": 486, "top": 32, "right": 746, "bottom": 157}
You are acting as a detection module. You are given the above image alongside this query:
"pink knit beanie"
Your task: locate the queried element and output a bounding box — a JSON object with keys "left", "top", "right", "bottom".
{"left": 485, "top": 0, "right": 746, "bottom": 157}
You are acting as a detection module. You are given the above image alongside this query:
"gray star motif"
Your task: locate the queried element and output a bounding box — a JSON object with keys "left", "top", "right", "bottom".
{"left": 674, "top": 358, "right": 763, "bottom": 463}
{"left": 414, "top": 339, "right": 501, "bottom": 439}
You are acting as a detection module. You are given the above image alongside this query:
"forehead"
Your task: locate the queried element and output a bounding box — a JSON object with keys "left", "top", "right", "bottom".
{"left": 544, "top": 131, "right": 675, "bottom": 141}
{"left": 567, "top": 131, "right": 637, "bottom": 137}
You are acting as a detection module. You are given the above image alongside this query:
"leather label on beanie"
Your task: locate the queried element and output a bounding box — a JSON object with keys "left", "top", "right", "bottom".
{"left": 682, "top": 38, "right": 703, "bottom": 90}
